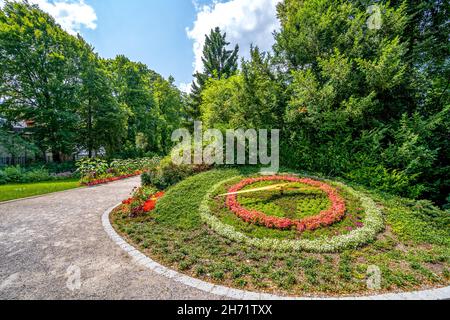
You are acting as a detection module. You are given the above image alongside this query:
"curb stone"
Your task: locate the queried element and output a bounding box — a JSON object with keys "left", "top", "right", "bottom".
{"left": 102, "top": 204, "right": 450, "bottom": 300}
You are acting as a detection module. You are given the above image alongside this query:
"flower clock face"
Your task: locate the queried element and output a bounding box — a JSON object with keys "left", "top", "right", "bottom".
{"left": 225, "top": 176, "right": 346, "bottom": 232}
{"left": 200, "top": 174, "right": 384, "bottom": 253}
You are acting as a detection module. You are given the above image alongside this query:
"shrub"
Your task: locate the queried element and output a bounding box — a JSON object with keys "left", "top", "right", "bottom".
{"left": 44, "top": 161, "right": 76, "bottom": 174}
{"left": 346, "top": 165, "right": 426, "bottom": 199}
{"left": 0, "top": 165, "right": 65, "bottom": 184}
{"left": 141, "top": 157, "right": 211, "bottom": 189}
{"left": 76, "top": 158, "right": 109, "bottom": 180}
{"left": 4, "top": 166, "right": 23, "bottom": 183}
{"left": 120, "top": 186, "right": 164, "bottom": 218}
{"left": 77, "top": 157, "right": 161, "bottom": 184}
{"left": 0, "top": 170, "right": 7, "bottom": 184}
{"left": 21, "top": 168, "right": 51, "bottom": 183}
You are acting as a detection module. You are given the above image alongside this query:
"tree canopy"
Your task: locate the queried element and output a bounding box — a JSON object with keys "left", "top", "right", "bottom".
{"left": 197, "top": 0, "right": 449, "bottom": 206}
{"left": 0, "top": 1, "right": 186, "bottom": 160}
{"left": 187, "top": 27, "right": 239, "bottom": 122}
{"left": 0, "top": 0, "right": 448, "bottom": 207}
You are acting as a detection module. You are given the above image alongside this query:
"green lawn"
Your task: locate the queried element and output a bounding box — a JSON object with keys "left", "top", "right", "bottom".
{"left": 0, "top": 179, "right": 81, "bottom": 202}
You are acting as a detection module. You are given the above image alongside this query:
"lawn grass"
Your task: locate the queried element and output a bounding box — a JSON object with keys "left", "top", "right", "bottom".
{"left": 0, "top": 179, "right": 81, "bottom": 202}
{"left": 111, "top": 168, "right": 450, "bottom": 296}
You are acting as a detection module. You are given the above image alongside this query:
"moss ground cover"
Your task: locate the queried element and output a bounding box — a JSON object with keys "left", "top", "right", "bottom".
{"left": 0, "top": 179, "right": 81, "bottom": 202}
{"left": 111, "top": 168, "right": 450, "bottom": 296}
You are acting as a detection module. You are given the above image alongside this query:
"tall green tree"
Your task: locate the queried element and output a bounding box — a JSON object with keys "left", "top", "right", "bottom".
{"left": 107, "top": 56, "right": 186, "bottom": 157}
{"left": 392, "top": 0, "right": 449, "bottom": 114}
{"left": 188, "top": 27, "right": 239, "bottom": 122}
{"left": 106, "top": 55, "right": 157, "bottom": 157}
{"left": 152, "top": 76, "right": 184, "bottom": 154}
{"left": 78, "top": 42, "right": 129, "bottom": 157}
{"left": 274, "top": 0, "right": 448, "bottom": 202}
{"left": 0, "top": 1, "right": 82, "bottom": 161}
{"left": 238, "top": 46, "right": 286, "bottom": 129}
{"left": 200, "top": 46, "right": 285, "bottom": 131}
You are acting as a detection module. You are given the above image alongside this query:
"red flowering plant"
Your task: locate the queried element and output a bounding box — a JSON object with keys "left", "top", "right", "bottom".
{"left": 121, "top": 186, "right": 165, "bottom": 218}
{"left": 77, "top": 157, "right": 160, "bottom": 187}
{"left": 226, "top": 176, "right": 346, "bottom": 232}
{"left": 83, "top": 171, "right": 142, "bottom": 187}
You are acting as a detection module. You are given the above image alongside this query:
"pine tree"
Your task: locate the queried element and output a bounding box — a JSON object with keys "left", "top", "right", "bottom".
{"left": 187, "top": 27, "right": 239, "bottom": 122}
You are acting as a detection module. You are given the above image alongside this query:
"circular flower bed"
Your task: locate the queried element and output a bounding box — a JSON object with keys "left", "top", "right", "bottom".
{"left": 226, "top": 176, "right": 346, "bottom": 232}
{"left": 201, "top": 175, "right": 385, "bottom": 253}
{"left": 111, "top": 169, "right": 450, "bottom": 296}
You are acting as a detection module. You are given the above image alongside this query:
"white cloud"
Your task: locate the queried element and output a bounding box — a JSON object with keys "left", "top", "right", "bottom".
{"left": 186, "top": 0, "right": 281, "bottom": 73}
{"left": 0, "top": 0, "right": 97, "bottom": 35}
{"left": 178, "top": 82, "right": 192, "bottom": 94}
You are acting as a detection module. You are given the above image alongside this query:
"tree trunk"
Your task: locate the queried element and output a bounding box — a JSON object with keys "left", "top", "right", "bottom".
{"left": 88, "top": 99, "right": 93, "bottom": 158}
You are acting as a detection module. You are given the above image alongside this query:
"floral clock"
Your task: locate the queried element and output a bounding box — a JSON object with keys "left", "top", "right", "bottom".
{"left": 200, "top": 174, "right": 385, "bottom": 253}
{"left": 226, "top": 176, "right": 346, "bottom": 232}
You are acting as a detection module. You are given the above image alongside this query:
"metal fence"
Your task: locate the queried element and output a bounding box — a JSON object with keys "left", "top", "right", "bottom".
{"left": 0, "top": 156, "right": 30, "bottom": 166}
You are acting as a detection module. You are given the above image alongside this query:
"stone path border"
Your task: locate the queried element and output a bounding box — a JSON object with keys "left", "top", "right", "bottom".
{"left": 103, "top": 205, "right": 450, "bottom": 300}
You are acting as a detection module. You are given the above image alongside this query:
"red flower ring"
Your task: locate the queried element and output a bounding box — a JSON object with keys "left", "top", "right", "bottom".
{"left": 226, "top": 176, "right": 346, "bottom": 232}
{"left": 83, "top": 171, "right": 143, "bottom": 187}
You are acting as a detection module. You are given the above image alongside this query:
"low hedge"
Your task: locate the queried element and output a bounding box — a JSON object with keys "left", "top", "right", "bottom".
{"left": 0, "top": 165, "right": 75, "bottom": 185}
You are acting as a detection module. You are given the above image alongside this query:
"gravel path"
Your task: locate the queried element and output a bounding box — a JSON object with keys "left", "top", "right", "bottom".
{"left": 0, "top": 177, "right": 218, "bottom": 300}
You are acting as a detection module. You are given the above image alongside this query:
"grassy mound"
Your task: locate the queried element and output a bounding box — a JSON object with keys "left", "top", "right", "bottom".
{"left": 111, "top": 168, "right": 450, "bottom": 296}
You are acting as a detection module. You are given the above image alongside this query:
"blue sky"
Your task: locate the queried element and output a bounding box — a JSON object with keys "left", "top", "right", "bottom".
{"left": 81, "top": 0, "right": 200, "bottom": 89}
{"left": 1, "top": 0, "right": 281, "bottom": 91}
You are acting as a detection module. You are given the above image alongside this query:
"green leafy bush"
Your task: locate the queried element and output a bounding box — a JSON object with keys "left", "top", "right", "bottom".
{"left": 76, "top": 158, "right": 109, "bottom": 180}
{"left": 141, "top": 157, "right": 211, "bottom": 189}
{"left": 0, "top": 170, "right": 7, "bottom": 184}
{"left": 3, "top": 166, "right": 23, "bottom": 183}
{"left": 43, "top": 161, "right": 77, "bottom": 174}
{"left": 76, "top": 156, "right": 161, "bottom": 184}
{"left": 346, "top": 165, "right": 426, "bottom": 199}
{"left": 21, "top": 168, "right": 51, "bottom": 183}
{"left": 0, "top": 165, "right": 71, "bottom": 184}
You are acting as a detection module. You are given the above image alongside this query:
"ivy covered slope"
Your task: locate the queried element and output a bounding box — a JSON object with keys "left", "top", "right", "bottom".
{"left": 112, "top": 169, "right": 450, "bottom": 296}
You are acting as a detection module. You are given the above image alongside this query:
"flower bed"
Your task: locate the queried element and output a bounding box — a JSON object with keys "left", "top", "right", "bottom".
{"left": 82, "top": 171, "right": 143, "bottom": 186}
{"left": 226, "top": 176, "right": 346, "bottom": 232}
{"left": 121, "top": 187, "right": 165, "bottom": 217}
{"left": 201, "top": 175, "right": 385, "bottom": 253}
{"left": 76, "top": 157, "right": 160, "bottom": 185}
{"left": 111, "top": 168, "right": 450, "bottom": 295}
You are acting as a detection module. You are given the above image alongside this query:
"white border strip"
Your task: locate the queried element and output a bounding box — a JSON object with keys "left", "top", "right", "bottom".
{"left": 102, "top": 205, "right": 450, "bottom": 300}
